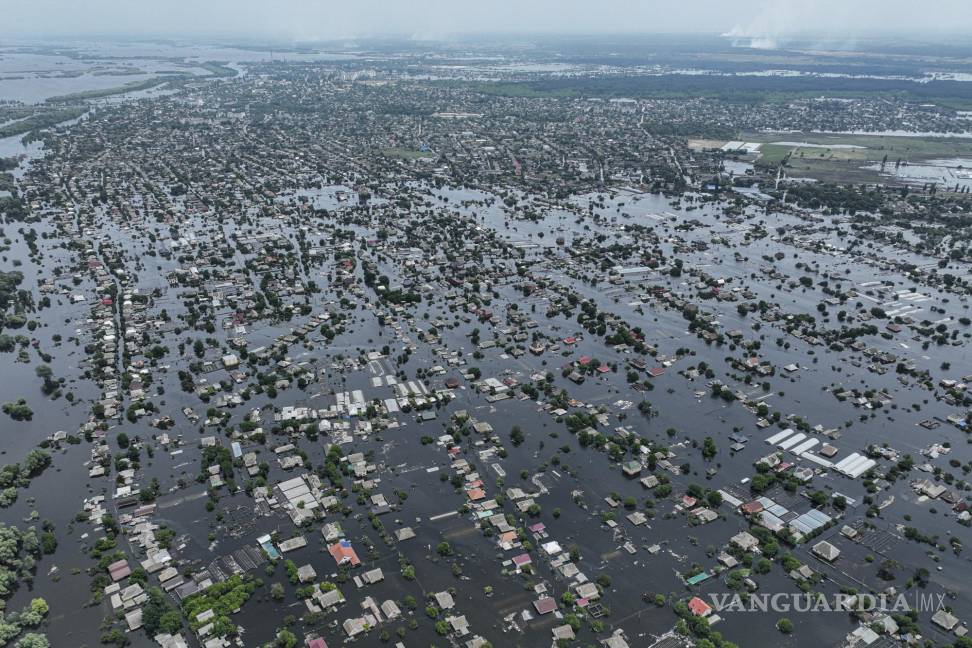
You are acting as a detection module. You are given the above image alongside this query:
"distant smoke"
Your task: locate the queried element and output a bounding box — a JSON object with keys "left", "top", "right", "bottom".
{"left": 721, "top": 30, "right": 780, "bottom": 50}
{"left": 721, "top": 0, "right": 803, "bottom": 49}
{"left": 721, "top": 0, "right": 865, "bottom": 50}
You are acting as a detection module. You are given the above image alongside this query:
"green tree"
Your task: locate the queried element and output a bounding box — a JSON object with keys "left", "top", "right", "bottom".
{"left": 510, "top": 426, "right": 525, "bottom": 446}
{"left": 275, "top": 628, "right": 297, "bottom": 648}
{"left": 16, "top": 634, "right": 50, "bottom": 648}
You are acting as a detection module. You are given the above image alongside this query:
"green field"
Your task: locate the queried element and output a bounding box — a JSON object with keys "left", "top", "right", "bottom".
{"left": 468, "top": 82, "right": 580, "bottom": 99}
{"left": 741, "top": 132, "right": 972, "bottom": 184}
{"left": 381, "top": 148, "right": 434, "bottom": 160}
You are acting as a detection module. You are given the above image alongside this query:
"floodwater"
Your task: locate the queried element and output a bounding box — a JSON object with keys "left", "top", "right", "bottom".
{"left": 863, "top": 157, "right": 972, "bottom": 190}
{"left": 771, "top": 142, "right": 867, "bottom": 149}
{"left": 0, "top": 41, "right": 362, "bottom": 102}
{"left": 2, "top": 95, "right": 970, "bottom": 648}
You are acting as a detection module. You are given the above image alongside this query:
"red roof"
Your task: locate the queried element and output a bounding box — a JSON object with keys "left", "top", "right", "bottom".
{"left": 107, "top": 559, "right": 129, "bottom": 572}
{"left": 306, "top": 640, "right": 328, "bottom": 648}
{"left": 578, "top": 355, "right": 592, "bottom": 365}
{"left": 328, "top": 540, "right": 361, "bottom": 567}
{"left": 512, "top": 553, "right": 532, "bottom": 566}
{"left": 534, "top": 597, "right": 558, "bottom": 615}
{"left": 688, "top": 596, "right": 712, "bottom": 617}
{"left": 740, "top": 501, "right": 764, "bottom": 515}
{"left": 108, "top": 559, "right": 131, "bottom": 582}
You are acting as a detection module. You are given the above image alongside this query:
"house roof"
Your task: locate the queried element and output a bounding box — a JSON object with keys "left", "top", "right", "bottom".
{"left": 108, "top": 559, "right": 132, "bottom": 581}
{"left": 932, "top": 609, "right": 959, "bottom": 630}
{"left": 533, "top": 597, "right": 557, "bottom": 615}
{"left": 328, "top": 539, "right": 361, "bottom": 566}
{"left": 740, "top": 500, "right": 764, "bottom": 514}
{"left": 811, "top": 540, "right": 841, "bottom": 562}
{"left": 434, "top": 591, "right": 455, "bottom": 609}
{"left": 688, "top": 596, "right": 712, "bottom": 616}
{"left": 552, "top": 625, "right": 575, "bottom": 640}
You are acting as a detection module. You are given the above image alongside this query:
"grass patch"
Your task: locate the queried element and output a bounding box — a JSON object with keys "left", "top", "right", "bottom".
{"left": 747, "top": 132, "right": 972, "bottom": 184}
{"left": 687, "top": 138, "right": 727, "bottom": 151}
{"left": 464, "top": 76, "right": 972, "bottom": 110}
{"left": 381, "top": 147, "right": 434, "bottom": 160}
{"left": 469, "top": 82, "right": 580, "bottom": 99}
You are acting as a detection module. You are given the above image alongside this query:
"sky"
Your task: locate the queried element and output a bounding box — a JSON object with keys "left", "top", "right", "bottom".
{"left": 4, "top": 0, "right": 972, "bottom": 41}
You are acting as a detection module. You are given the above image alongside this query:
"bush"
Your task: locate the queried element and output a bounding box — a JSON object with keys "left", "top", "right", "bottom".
{"left": 2, "top": 399, "right": 33, "bottom": 421}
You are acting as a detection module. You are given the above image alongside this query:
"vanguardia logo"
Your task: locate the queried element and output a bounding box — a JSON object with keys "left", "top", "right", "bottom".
{"left": 707, "top": 592, "right": 948, "bottom": 613}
